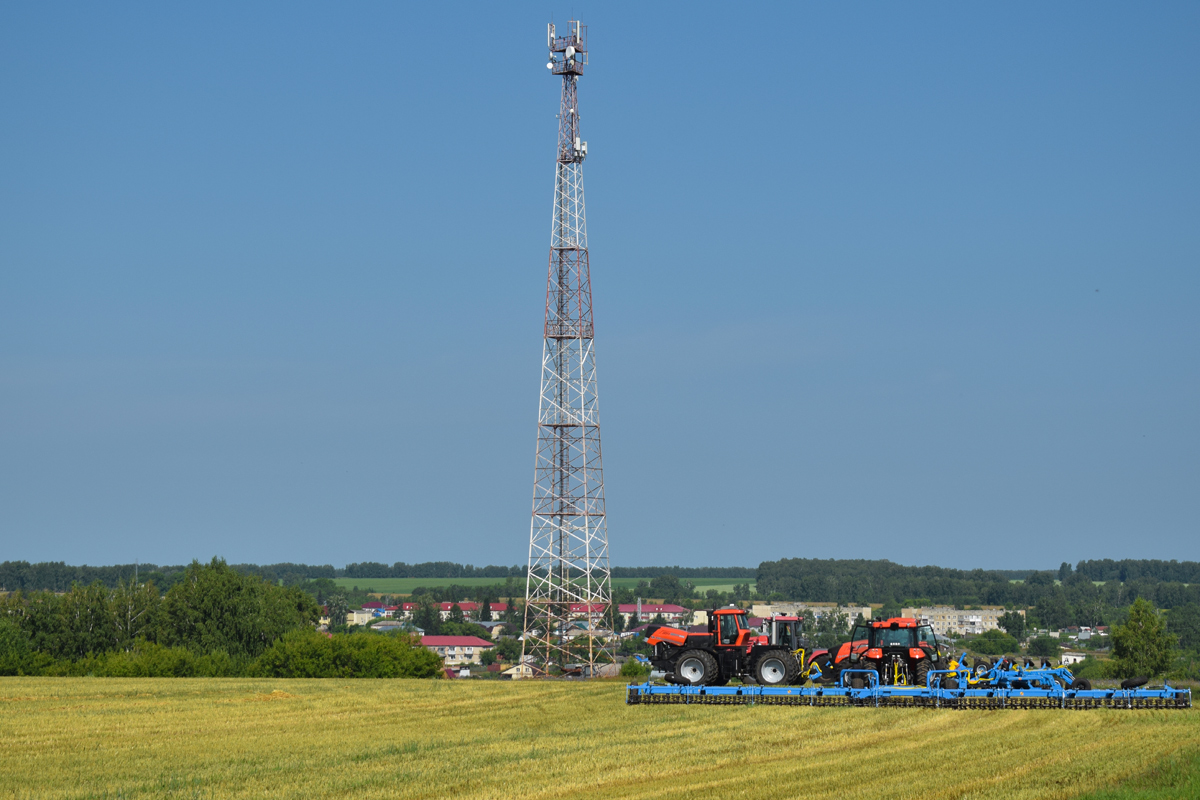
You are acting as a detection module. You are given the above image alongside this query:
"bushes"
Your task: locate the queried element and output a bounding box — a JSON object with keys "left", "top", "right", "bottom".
{"left": 620, "top": 658, "right": 649, "bottom": 679}
{"left": 0, "top": 618, "right": 34, "bottom": 675}
{"left": 1027, "top": 636, "right": 1060, "bottom": 658}
{"left": 969, "top": 629, "right": 1020, "bottom": 656}
{"left": 252, "top": 630, "right": 443, "bottom": 678}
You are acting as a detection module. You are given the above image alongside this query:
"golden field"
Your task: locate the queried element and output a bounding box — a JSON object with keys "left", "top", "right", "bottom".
{"left": 0, "top": 678, "right": 1196, "bottom": 799}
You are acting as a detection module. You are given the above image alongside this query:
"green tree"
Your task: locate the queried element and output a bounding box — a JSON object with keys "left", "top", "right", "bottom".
{"left": 1027, "top": 636, "right": 1059, "bottom": 658}
{"left": 58, "top": 581, "right": 119, "bottom": 659}
{"left": 878, "top": 601, "right": 902, "bottom": 620}
{"left": 1111, "top": 598, "right": 1177, "bottom": 678}
{"left": 326, "top": 594, "right": 349, "bottom": 628}
{"left": 412, "top": 596, "right": 440, "bottom": 634}
{"left": 649, "top": 575, "right": 689, "bottom": 604}
{"left": 998, "top": 611, "right": 1026, "bottom": 641}
{"left": 969, "top": 629, "right": 1019, "bottom": 656}
{"left": 477, "top": 599, "right": 492, "bottom": 622}
{"left": 0, "top": 618, "right": 33, "bottom": 675}
{"left": 1167, "top": 603, "right": 1200, "bottom": 651}
{"left": 479, "top": 648, "right": 497, "bottom": 667}
{"left": 448, "top": 603, "right": 464, "bottom": 624}
{"left": 1036, "top": 589, "right": 1071, "bottom": 631}
{"left": 111, "top": 578, "right": 161, "bottom": 651}
{"left": 494, "top": 637, "right": 521, "bottom": 664}
{"left": 157, "top": 558, "right": 318, "bottom": 659}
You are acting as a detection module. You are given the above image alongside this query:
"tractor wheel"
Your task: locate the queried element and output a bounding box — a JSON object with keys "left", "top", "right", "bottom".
{"left": 861, "top": 659, "right": 881, "bottom": 686}
{"left": 915, "top": 659, "right": 932, "bottom": 687}
{"left": 1070, "top": 677, "right": 1092, "bottom": 691}
{"left": 673, "top": 649, "right": 718, "bottom": 686}
{"left": 941, "top": 676, "right": 959, "bottom": 690}
{"left": 752, "top": 649, "right": 799, "bottom": 686}
{"left": 849, "top": 676, "right": 865, "bottom": 689}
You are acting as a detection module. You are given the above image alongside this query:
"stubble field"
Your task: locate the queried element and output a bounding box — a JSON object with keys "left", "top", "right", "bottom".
{"left": 0, "top": 678, "right": 1195, "bottom": 799}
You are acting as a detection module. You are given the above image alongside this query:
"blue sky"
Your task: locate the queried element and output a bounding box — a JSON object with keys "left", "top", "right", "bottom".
{"left": 1, "top": 3, "right": 1196, "bottom": 570}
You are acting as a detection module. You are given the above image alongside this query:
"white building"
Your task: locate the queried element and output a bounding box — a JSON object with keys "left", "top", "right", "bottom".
{"left": 902, "top": 606, "right": 1023, "bottom": 637}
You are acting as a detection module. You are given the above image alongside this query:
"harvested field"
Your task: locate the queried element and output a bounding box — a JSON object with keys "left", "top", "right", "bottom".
{"left": 0, "top": 677, "right": 1196, "bottom": 799}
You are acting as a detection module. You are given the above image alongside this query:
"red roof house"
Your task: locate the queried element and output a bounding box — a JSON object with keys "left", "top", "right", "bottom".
{"left": 420, "top": 635, "right": 495, "bottom": 666}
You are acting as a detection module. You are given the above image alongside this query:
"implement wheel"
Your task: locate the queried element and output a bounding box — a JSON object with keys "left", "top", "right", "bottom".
{"left": 813, "top": 654, "right": 835, "bottom": 683}
{"left": 753, "top": 650, "right": 799, "bottom": 686}
{"left": 1071, "top": 677, "right": 1092, "bottom": 691}
{"left": 674, "top": 650, "right": 718, "bottom": 686}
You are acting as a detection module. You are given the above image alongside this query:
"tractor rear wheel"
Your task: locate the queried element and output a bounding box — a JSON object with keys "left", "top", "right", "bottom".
{"left": 674, "top": 650, "right": 718, "bottom": 686}
{"left": 752, "top": 649, "right": 799, "bottom": 686}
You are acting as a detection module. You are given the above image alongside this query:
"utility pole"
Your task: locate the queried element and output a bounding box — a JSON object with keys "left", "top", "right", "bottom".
{"left": 521, "top": 19, "right": 613, "bottom": 677}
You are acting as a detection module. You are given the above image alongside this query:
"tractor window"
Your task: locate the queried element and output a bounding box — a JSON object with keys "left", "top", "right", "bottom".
{"left": 917, "top": 625, "right": 939, "bottom": 660}
{"left": 849, "top": 624, "right": 869, "bottom": 652}
{"left": 718, "top": 614, "right": 740, "bottom": 644}
{"left": 873, "top": 627, "right": 915, "bottom": 648}
{"left": 776, "top": 622, "right": 797, "bottom": 650}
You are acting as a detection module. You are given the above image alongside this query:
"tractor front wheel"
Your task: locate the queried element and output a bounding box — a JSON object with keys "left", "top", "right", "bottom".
{"left": 915, "top": 659, "right": 932, "bottom": 687}
{"left": 752, "top": 650, "right": 799, "bottom": 686}
{"left": 674, "top": 650, "right": 718, "bottom": 686}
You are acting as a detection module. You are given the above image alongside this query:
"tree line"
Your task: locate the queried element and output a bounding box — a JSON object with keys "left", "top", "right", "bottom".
{"left": 0, "top": 559, "right": 441, "bottom": 678}
{"left": 756, "top": 558, "right": 1200, "bottom": 624}
{"left": 0, "top": 560, "right": 757, "bottom": 591}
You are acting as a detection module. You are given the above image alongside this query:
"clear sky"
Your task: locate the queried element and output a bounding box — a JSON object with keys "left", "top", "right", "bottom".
{"left": 1, "top": 3, "right": 1197, "bottom": 570}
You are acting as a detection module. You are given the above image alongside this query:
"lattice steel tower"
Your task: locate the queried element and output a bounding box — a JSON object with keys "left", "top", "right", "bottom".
{"left": 522, "top": 19, "right": 612, "bottom": 675}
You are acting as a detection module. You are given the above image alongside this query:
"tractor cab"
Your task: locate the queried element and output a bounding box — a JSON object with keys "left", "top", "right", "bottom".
{"left": 708, "top": 608, "right": 753, "bottom": 646}
{"left": 764, "top": 615, "right": 805, "bottom": 651}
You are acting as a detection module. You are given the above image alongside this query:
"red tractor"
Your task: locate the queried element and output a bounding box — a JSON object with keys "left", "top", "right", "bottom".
{"left": 814, "top": 617, "right": 946, "bottom": 688}
{"left": 646, "top": 608, "right": 803, "bottom": 687}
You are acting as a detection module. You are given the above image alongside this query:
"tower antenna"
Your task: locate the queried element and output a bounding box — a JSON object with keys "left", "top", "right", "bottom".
{"left": 522, "top": 19, "right": 612, "bottom": 678}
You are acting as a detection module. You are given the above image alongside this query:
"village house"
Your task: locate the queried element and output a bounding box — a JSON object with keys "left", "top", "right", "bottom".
{"left": 346, "top": 609, "right": 373, "bottom": 626}
{"left": 387, "top": 602, "right": 504, "bottom": 622}
{"left": 420, "top": 635, "right": 495, "bottom": 666}
{"left": 616, "top": 603, "right": 689, "bottom": 626}
{"left": 902, "top": 606, "right": 1022, "bottom": 637}
{"left": 750, "top": 603, "right": 874, "bottom": 627}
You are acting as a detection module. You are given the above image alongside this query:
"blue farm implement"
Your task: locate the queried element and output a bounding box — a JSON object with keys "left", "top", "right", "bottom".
{"left": 625, "top": 672, "right": 1192, "bottom": 710}
{"left": 633, "top": 609, "right": 1191, "bottom": 710}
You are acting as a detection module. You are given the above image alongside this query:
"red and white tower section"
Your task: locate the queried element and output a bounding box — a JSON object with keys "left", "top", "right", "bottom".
{"left": 522, "top": 20, "right": 613, "bottom": 674}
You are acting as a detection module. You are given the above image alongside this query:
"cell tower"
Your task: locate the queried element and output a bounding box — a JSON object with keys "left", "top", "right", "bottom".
{"left": 521, "top": 19, "right": 613, "bottom": 676}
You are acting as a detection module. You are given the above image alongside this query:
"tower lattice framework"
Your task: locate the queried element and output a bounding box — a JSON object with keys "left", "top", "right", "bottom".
{"left": 522, "top": 20, "right": 612, "bottom": 675}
